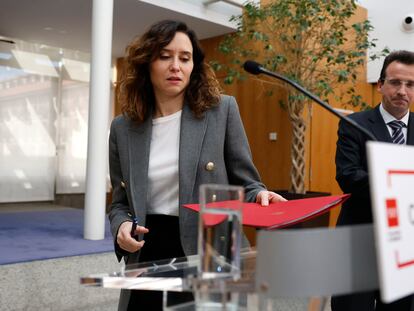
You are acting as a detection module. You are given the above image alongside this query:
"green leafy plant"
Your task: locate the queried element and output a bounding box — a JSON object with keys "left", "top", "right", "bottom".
{"left": 212, "top": 0, "right": 387, "bottom": 193}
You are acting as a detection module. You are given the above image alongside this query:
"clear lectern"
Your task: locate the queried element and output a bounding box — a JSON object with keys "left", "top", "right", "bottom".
{"left": 82, "top": 185, "right": 379, "bottom": 310}
{"left": 81, "top": 224, "right": 379, "bottom": 310}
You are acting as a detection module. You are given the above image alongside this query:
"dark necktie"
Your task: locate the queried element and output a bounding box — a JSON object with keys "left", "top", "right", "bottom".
{"left": 388, "top": 120, "right": 406, "bottom": 144}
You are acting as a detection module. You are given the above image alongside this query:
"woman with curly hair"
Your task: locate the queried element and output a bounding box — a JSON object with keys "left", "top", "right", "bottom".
{"left": 108, "top": 19, "right": 285, "bottom": 310}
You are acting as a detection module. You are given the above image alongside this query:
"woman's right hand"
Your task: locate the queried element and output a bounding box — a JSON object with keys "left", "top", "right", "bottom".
{"left": 117, "top": 221, "right": 149, "bottom": 253}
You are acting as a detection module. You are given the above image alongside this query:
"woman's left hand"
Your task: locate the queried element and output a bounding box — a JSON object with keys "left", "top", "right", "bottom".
{"left": 256, "top": 190, "right": 287, "bottom": 206}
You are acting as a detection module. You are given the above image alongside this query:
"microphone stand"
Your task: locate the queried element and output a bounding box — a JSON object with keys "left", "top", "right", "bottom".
{"left": 248, "top": 64, "right": 377, "bottom": 141}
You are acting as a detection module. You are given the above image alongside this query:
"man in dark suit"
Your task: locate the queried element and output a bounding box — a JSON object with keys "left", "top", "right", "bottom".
{"left": 332, "top": 50, "right": 414, "bottom": 311}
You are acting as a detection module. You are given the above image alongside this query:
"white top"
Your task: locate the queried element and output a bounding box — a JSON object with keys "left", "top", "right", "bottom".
{"left": 147, "top": 110, "right": 182, "bottom": 216}
{"left": 379, "top": 103, "right": 409, "bottom": 144}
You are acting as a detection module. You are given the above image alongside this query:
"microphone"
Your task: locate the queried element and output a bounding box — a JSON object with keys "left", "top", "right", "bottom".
{"left": 243, "top": 60, "right": 377, "bottom": 141}
{"left": 243, "top": 60, "right": 263, "bottom": 75}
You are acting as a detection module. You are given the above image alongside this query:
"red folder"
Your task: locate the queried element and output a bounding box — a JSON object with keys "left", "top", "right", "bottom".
{"left": 183, "top": 194, "right": 349, "bottom": 229}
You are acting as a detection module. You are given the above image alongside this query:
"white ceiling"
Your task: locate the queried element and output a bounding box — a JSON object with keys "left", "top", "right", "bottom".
{"left": 0, "top": 0, "right": 237, "bottom": 58}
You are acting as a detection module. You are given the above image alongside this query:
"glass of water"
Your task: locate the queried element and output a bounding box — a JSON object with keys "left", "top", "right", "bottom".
{"left": 197, "top": 184, "right": 244, "bottom": 281}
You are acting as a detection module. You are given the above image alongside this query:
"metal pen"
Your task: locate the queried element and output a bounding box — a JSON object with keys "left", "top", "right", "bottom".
{"left": 131, "top": 217, "right": 138, "bottom": 240}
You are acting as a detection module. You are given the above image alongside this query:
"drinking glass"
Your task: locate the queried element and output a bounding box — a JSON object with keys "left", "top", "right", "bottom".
{"left": 197, "top": 184, "right": 244, "bottom": 281}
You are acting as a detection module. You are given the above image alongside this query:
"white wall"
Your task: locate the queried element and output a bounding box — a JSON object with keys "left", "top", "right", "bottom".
{"left": 358, "top": 0, "right": 414, "bottom": 82}
{"left": 138, "top": 0, "right": 259, "bottom": 29}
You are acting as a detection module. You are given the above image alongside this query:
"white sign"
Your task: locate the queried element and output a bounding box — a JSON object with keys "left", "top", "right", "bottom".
{"left": 367, "top": 141, "right": 414, "bottom": 303}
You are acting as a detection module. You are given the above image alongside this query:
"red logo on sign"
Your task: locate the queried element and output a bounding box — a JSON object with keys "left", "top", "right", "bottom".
{"left": 386, "top": 199, "right": 399, "bottom": 227}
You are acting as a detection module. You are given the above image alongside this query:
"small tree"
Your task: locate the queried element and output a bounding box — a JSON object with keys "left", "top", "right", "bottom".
{"left": 213, "top": 0, "right": 385, "bottom": 194}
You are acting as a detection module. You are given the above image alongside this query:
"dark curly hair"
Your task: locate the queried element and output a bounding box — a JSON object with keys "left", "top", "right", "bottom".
{"left": 118, "top": 20, "right": 221, "bottom": 122}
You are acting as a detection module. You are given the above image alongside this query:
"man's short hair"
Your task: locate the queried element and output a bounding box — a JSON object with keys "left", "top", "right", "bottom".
{"left": 379, "top": 50, "right": 414, "bottom": 81}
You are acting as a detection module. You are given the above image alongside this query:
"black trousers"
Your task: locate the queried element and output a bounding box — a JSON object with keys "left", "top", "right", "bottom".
{"left": 331, "top": 291, "right": 414, "bottom": 311}
{"left": 127, "top": 215, "right": 194, "bottom": 311}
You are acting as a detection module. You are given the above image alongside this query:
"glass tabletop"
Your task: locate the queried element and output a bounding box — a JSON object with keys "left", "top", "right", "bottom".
{"left": 80, "top": 248, "right": 257, "bottom": 293}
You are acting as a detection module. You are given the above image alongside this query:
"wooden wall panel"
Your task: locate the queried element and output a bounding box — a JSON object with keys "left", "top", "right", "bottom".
{"left": 309, "top": 78, "right": 378, "bottom": 226}
{"left": 220, "top": 77, "right": 292, "bottom": 191}
{"left": 202, "top": 36, "right": 293, "bottom": 190}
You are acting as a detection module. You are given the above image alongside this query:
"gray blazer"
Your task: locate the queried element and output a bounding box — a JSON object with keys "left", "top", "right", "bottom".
{"left": 108, "top": 95, "right": 265, "bottom": 261}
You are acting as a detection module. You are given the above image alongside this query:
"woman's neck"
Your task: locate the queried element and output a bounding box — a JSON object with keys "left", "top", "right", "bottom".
{"left": 153, "top": 94, "right": 184, "bottom": 118}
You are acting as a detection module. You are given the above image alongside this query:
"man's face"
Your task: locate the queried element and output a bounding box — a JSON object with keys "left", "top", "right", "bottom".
{"left": 378, "top": 61, "right": 414, "bottom": 120}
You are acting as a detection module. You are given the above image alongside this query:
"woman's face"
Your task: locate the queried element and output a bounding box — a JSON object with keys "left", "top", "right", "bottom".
{"left": 150, "top": 32, "right": 194, "bottom": 102}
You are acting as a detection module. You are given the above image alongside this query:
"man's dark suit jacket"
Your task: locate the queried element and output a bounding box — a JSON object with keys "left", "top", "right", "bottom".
{"left": 333, "top": 104, "right": 414, "bottom": 311}
{"left": 336, "top": 104, "right": 414, "bottom": 225}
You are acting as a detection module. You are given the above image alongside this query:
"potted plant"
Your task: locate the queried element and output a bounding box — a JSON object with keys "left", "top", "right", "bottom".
{"left": 212, "top": 0, "right": 386, "bottom": 194}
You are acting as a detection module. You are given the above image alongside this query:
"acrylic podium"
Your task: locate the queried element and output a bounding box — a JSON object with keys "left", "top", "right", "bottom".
{"left": 80, "top": 223, "right": 379, "bottom": 310}
{"left": 255, "top": 224, "right": 378, "bottom": 310}
{"left": 81, "top": 250, "right": 257, "bottom": 310}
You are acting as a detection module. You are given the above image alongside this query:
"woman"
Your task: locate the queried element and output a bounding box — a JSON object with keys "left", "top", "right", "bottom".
{"left": 108, "top": 19, "right": 286, "bottom": 310}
